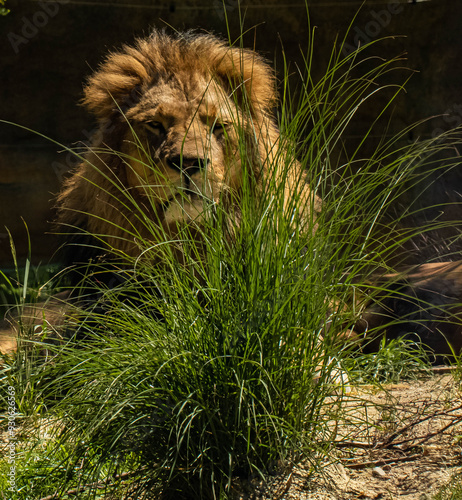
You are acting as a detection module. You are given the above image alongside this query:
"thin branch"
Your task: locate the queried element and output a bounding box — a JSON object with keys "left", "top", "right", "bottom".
{"left": 390, "top": 414, "right": 462, "bottom": 449}
{"left": 334, "top": 404, "right": 462, "bottom": 454}
{"left": 334, "top": 440, "right": 377, "bottom": 449}
{"left": 380, "top": 404, "right": 462, "bottom": 449}
{"left": 344, "top": 453, "right": 422, "bottom": 469}
{"left": 431, "top": 365, "right": 459, "bottom": 374}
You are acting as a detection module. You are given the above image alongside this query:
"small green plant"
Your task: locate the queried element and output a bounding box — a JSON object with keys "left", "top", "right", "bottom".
{"left": 0, "top": 225, "right": 63, "bottom": 317}
{"left": 343, "top": 336, "right": 432, "bottom": 385}
{"left": 433, "top": 474, "right": 462, "bottom": 500}
{"left": 0, "top": 265, "right": 61, "bottom": 317}
{"left": 446, "top": 340, "right": 462, "bottom": 385}
{"left": 13, "top": 142, "right": 339, "bottom": 498}
{"left": 0, "top": 0, "right": 10, "bottom": 16}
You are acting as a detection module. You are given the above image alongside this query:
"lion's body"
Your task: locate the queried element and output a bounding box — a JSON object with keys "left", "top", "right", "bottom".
{"left": 56, "top": 30, "right": 319, "bottom": 264}
{"left": 353, "top": 261, "right": 462, "bottom": 361}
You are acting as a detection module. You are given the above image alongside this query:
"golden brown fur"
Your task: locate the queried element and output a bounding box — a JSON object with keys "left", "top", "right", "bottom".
{"left": 55, "top": 30, "right": 319, "bottom": 260}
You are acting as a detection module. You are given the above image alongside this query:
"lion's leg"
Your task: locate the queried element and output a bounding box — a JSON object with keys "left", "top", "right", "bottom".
{"left": 354, "top": 260, "right": 462, "bottom": 362}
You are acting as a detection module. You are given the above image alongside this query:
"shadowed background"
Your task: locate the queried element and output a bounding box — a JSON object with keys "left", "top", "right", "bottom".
{"left": 1, "top": 0, "right": 461, "bottom": 266}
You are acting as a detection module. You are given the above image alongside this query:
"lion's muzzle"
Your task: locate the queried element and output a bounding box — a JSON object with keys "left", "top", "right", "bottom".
{"left": 166, "top": 155, "right": 210, "bottom": 192}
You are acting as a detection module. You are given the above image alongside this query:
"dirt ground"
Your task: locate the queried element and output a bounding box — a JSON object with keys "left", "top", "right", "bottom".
{"left": 246, "top": 370, "right": 462, "bottom": 500}
{"left": 2, "top": 369, "right": 461, "bottom": 500}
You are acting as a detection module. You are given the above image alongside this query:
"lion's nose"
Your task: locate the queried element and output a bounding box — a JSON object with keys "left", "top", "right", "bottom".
{"left": 167, "top": 155, "right": 208, "bottom": 177}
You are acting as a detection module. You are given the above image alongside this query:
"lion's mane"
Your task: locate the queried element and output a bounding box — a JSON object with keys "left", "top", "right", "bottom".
{"left": 55, "top": 30, "right": 316, "bottom": 268}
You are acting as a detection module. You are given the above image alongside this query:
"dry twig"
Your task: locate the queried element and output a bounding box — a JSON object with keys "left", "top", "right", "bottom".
{"left": 344, "top": 453, "right": 422, "bottom": 469}
{"left": 334, "top": 404, "right": 462, "bottom": 453}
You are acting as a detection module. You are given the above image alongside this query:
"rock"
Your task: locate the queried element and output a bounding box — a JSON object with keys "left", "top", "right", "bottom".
{"left": 372, "top": 466, "right": 387, "bottom": 478}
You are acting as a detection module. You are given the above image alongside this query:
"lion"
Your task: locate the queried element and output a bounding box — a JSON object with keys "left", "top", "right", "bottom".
{"left": 1, "top": 30, "right": 321, "bottom": 355}
{"left": 55, "top": 29, "right": 320, "bottom": 271}
{"left": 2, "top": 31, "right": 461, "bottom": 362}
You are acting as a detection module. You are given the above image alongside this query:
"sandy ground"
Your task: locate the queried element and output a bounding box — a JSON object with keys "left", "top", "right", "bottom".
{"left": 246, "top": 371, "right": 462, "bottom": 500}
{"left": 2, "top": 369, "right": 460, "bottom": 499}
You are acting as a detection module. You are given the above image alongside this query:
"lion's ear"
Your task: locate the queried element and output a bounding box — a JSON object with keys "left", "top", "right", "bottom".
{"left": 214, "top": 48, "right": 277, "bottom": 116}
{"left": 82, "top": 45, "right": 151, "bottom": 120}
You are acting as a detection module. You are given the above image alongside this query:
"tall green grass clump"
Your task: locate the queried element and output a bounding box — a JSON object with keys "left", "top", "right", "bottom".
{"left": 4, "top": 24, "right": 462, "bottom": 500}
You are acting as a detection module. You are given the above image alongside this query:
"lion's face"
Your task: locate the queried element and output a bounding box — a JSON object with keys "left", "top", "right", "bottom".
{"left": 56, "top": 30, "right": 316, "bottom": 259}
{"left": 124, "top": 76, "right": 245, "bottom": 230}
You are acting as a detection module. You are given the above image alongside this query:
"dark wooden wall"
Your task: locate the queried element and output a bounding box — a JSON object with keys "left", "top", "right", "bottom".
{"left": 1, "top": 0, "right": 461, "bottom": 266}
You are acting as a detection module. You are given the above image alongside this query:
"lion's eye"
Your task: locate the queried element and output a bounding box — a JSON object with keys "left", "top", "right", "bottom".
{"left": 211, "top": 122, "right": 229, "bottom": 139}
{"left": 145, "top": 121, "right": 166, "bottom": 137}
